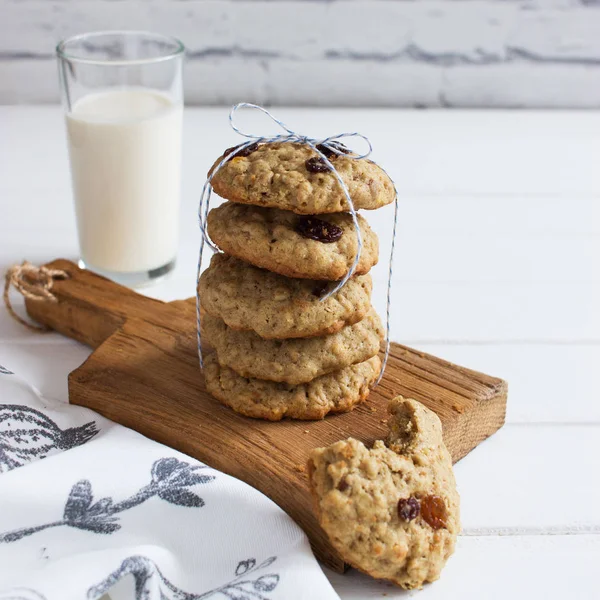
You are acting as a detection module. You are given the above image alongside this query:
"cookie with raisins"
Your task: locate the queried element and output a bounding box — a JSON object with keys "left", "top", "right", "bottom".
{"left": 206, "top": 203, "right": 379, "bottom": 280}
{"left": 208, "top": 142, "right": 395, "bottom": 214}
{"left": 308, "top": 398, "right": 460, "bottom": 589}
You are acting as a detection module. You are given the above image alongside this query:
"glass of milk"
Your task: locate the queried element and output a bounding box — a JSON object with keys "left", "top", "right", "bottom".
{"left": 56, "top": 31, "right": 184, "bottom": 286}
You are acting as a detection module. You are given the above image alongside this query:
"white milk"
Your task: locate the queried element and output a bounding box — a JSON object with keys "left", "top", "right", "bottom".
{"left": 66, "top": 89, "right": 182, "bottom": 274}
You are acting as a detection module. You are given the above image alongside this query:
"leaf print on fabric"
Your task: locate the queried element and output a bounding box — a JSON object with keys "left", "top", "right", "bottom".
{"left": 253, "top": 575, "right": 279, "bottom": 593}
{"left": 0, "top": 404, "right": 99, "bottom": 473}
{"left": 158, "top": 488, "right": 205, "bottom": 508}
{"left": 235, "top": 559, "right": 256, "bottom": 576}
{"left": 87, "top": 554, "right": 280, "bottom": 600}
{"left": 0, "top": 458, "right": 214, "bottom": 543}
{"left": 151, "top": 457, "right": 214, "bottom": 488}
{"left": 0, "top": 365, "right": 13, "bottom": 375}
{"left": 61, "top": 481, "right": 120, "bottom": 535}
{"left": 151, "top": 456, "right": 181, "bottom": 481}
{"left": 63, "top": 480, "right": 94, "bottom": 520}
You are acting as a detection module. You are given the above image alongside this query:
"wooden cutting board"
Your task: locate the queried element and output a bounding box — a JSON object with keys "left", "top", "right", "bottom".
{"left": 25, "top": 259, "right": 507, "bottom": 572}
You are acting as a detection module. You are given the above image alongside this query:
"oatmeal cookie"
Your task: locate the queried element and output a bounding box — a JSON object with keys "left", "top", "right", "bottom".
{"left": 308, "top": 398, "right": 460, "bottom": 589}
{"left": 202, "top": 308, "right": 383, "bottom": 385}
{"left": 199, "top": 254, "right": 372, "bottom": 339}
{"left": 204, "top": 353, "right": 381, "bottom": 420}
{"left": 206, "top": 203, "right": 378, "bottom": 280}
{"left": 209, "top": 142, "right": 395, "bottom": 214}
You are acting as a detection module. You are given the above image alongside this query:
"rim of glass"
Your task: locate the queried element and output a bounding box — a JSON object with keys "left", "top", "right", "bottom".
{"left": 56, "top": 31, "right": 185, "bottom": 66}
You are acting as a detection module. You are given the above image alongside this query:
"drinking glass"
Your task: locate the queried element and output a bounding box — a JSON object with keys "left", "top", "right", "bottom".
{"left": 56, "top": 31, "right": 184, "bottom": 286}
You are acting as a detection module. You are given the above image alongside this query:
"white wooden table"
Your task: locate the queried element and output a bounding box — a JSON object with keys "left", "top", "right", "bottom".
{"left": 1, "top": 106, "right": 599, "bottom": 599}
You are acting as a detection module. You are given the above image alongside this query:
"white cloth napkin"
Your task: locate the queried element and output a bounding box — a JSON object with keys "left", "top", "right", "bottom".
{"left": 0, "top": 361, "right": 340, "bottom": 600}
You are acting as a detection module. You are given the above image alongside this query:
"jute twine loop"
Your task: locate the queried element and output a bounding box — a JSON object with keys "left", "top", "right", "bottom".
{"left": 3, "top": 262, "right": 68, "bottom": 332}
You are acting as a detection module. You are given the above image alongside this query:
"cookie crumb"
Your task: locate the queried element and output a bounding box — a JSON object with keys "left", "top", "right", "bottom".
{"left": 369, "top": 406, "right": 377, "bottom": 413}
{"left": 294, "top": 464, "right": 306, "bottom": 473}
{"left": 380, "top": 418, "right": 388, "bottom": 424}
{"left": 452, "top": 403, "right": 465, "bottom": 414}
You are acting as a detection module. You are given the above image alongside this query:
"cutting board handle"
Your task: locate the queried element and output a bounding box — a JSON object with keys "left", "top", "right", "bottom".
{"left": 25, "top": 259, "right": 168, "bottom": 348}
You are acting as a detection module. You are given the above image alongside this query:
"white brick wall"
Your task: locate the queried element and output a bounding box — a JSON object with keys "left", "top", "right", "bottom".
{"left": 2, "top": 0, "right": 600, "bottom": 107}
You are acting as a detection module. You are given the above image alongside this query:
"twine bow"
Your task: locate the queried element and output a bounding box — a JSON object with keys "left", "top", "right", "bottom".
{"left": 3, "top": 262, "right": 67, "bottom": 331}
{"left": 196, "top": 103, "right": 399, "bottom": 385}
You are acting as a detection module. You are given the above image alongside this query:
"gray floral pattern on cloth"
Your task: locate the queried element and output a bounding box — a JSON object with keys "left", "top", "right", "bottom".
{"left": 0, "top": 458, "right": 215, "bottom": 543}
{"left": 0, "top": 404, "right": 99, "bottom": 473}
{"left": 88, "top": 555, "right": 279, "bottom": 600}
{"left": 0, "top": 365, "right": 13, "bottom": 375}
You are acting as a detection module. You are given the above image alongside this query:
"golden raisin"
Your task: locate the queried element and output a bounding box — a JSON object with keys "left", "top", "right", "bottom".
{"left": 420, "top": 495, "right": 448, "bottom": 529}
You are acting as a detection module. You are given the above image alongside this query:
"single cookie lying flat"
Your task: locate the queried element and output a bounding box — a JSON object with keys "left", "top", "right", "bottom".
{"left": 203, "top": 308, "right": 383, "bottom": 385}
{"left": 308, "top": 398, "right": 460, "bottom": 590}
{"left": 209, "top": 142, "right": 395, "bottom": 215}
{"left": 206, "top": 202, "right": 379, "bottom": 280}
{"left": 199, "top": 254, "right": 373, "bottom": 339}
{"left": 204, "top": 352, "right": 381, "bottom": 420}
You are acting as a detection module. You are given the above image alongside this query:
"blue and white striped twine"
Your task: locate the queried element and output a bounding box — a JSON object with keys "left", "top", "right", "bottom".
{"left": 196, "top": 102, "right": 399, "bottom": 386}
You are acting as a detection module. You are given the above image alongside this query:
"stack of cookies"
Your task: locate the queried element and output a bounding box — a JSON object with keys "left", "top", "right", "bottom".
{"left": 199, "top": 141, "right": 395, "bottom": 420}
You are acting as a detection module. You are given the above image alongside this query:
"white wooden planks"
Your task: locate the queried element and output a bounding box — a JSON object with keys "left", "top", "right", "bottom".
{"left": 456, "top": 426, "right": 600, "bottom": 533}
{"left": 325, "top": 535, "right": 600, "bottom": 599}
{"left": 1, "top": 106, "right": 599, "bottom": 599}
{"left": 413, "top": 343, "right": 600, "bottom": 424}
{"left": 4, "top": 107, "right": 600, "bottom": 194}
{"left": 370, "top": 282, "right": 600, "bottom": 343}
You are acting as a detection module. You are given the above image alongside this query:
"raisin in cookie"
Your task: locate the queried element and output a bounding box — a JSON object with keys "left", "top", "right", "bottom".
{"left": 203, "top": 308, "right": 383, "bottom": 385}
{"left": 204, "top": 352, "right": 381, "bottom": 420}
{"left": 308, "top": 397, "right": 460, "bottom": 589}
{"left": 199, "top": 254, "right": 373, "bottom": 339}
{"left": 209, "top": 142, "right": 395, "bottom": 214}
{"left": 207, "top": 203, "right": 378, "bottom": 280}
